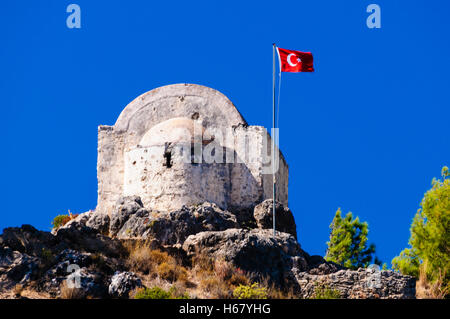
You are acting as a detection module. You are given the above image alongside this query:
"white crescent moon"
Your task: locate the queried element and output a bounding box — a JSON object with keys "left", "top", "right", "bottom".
{"left": 287, "top": 53, "right": 299, "bottom": 67}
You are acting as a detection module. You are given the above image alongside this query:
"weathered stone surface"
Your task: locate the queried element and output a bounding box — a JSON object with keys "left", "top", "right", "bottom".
{"left": 86, "top": 212, "right": 110, "bottom": 235}
{"left": 253, "top": 200, "right": 297, "bottom": 239}
{"left": 304, "top": 254, "right": 344, "bottom": 275}
{"left": 65, "top": 267, "right": 107, "bottom": 298}
{"left": 41, "top": 249, "right": 94, "bottom": 295}
{"left": 0, "top": 225, "right": 58, "bottom": 256}
{"left": 294, "top": 268, "right": 416, "bottom": 299}
{"left": 0, "top": 246, "right": 39, "bottom": 288}
{"left": 108, "top": 271, "right": 143, "bottom": 298}
{"left": 110, "top": 197, "right": 238, "bottom": 245}
{"left": 0, "top": 200, "right": 416, "bottom": 299}
{"left": 96, "top": 84, "right": 289, "bottom": 215}
{"left": 182, "top": 228, "right": 308, "bottom": 286}
{"left": 53, "top": 210, "right": 110, "bottom": 236}
{"left": 109, "top": 196, "right": 143, "bottom": 236}
{"left": 55, "top": 222, "right": 123, "bottom": 258}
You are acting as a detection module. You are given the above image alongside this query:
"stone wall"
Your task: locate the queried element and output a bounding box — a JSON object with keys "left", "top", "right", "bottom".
{"left": 96, "top": 84, "right": 289, "bottom": 214}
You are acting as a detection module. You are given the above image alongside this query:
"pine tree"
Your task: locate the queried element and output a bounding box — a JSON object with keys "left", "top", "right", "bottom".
{"left": 392, "top": 166, "right": 449, "bottom": 296}
{"left": 325, "top": 208, "right": 375, "bottom": 269}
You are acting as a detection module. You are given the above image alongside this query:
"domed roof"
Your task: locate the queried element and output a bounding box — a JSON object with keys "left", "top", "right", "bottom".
{"left": 139, "top": 117, "right": 212, "bottom": 146}
{"left": 113, "top": 84, "right": 247, "bottom": 140}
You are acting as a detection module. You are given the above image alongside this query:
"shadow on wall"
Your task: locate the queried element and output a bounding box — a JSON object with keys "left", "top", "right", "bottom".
{"left": 123, "top": 143, "right": 262, "bottom": 214}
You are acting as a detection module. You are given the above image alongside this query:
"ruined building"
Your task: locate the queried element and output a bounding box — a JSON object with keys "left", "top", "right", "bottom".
{"left": 96, "top": 84, "right": 288, "bottom": 214}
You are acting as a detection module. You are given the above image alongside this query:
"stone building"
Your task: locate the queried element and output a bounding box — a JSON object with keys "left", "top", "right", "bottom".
{"left": 96, "top": 84, "right": 288, "bottom": 214}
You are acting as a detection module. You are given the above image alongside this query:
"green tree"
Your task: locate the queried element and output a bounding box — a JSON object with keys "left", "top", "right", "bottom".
{"left": 392, "top": 166, "right": 449, "bottom": 295}
{"left": 325, "top": 208, "right": 375, "bottom": 269}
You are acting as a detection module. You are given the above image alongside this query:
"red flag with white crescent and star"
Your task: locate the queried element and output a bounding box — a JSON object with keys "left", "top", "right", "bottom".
{"left": 276, "top": 47, "right": 314, "bottom": 72}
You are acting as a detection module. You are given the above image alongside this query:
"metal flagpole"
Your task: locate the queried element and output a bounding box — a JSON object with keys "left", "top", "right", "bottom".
{"left": 272, "top": 43, "right": 276, "bottom": 237}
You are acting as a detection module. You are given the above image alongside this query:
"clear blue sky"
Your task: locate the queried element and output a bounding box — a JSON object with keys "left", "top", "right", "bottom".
{"left": 1, "top": 1, "right": 449, "bottom": 265}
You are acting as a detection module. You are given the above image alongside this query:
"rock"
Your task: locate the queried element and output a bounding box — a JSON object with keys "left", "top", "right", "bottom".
{"left": 108, "top": 271, "right": 143, "bottom": 298}
{"left": 0, "top": 225, "right": 58, "bottom": 256}
{"left": 41, "top": 250, "right": 94, "bottom": 295}
{"left": 293, "top": 268, "right": 416, "bottom": 299}
{"left": 253, "top": 200, "right": 297, "bottom": 239}
{"left": 64, "top": 267, "right": 107, "bottom": 298}
{"left": 0, "top": 246, "right": 39, "bottom": 288}
{"left": 109, "top": 196, "right": 144, "bottom": 236}
{"left": 111, "top": 199, "right": 238, "bottom": 245}
{"left": 56, "top": 212, "right": 92, "bottom": 234}
{"left": 86, "top": 212, "right": 110, "bottom": 235}
{"left": 304, "top": 255, "right": 344, "bottom": 275}
{"left": 182, "top": 228, "right": 308, "bottom": 287}
{"left": 55, "top": 210, "right": 110, "bottom": 236}
{"left": 55, "top": 221, "right": 123, "bottom": 258}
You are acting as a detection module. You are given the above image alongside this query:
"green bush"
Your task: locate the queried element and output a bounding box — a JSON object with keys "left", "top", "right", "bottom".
{"left": 134, "top": 287, "right": 189, "bottom": 299}
{"left": 325, "top": 208, "right": 376, "bottom": 269}
{"left": 233, "top": 283, "right": 267, "bottom": 299}
{"left": 51, "top": 215, "right": 71, "bottom": 230}
{"left": 392, "top": 166, "right": 450, "bottom": 297}
{"left": 311, "top": 284, "right": 341, "bottom": 299}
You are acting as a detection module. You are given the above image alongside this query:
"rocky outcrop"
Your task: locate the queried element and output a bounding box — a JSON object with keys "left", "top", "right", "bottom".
{"left": 1, "top": 224, "right": 58, "bottom": 256}
{"left": 183, "top": 228, "right": 308, "bottom": 287}
{"left": 0, "top": 247, "right": 39, "bottom": 289}
{"left": 294, "top": 268, "right": 416, "bottom": 299}
{"left": 253, "top": 200, "right": 297, "bottom": 239}
{"left": 0, "top": 198, "right": 416, "bottom": 299}
{"left": 110, "top": 197, "right": 238, "bottom": 245}
{"left": 108, "top": 271, "right": 143, "bottom": 298}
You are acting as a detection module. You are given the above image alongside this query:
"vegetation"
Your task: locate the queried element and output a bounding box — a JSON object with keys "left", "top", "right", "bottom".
{"left": 59, "top": 280, "right": 85, "bottom": 299}
{"left": 134, "top": 286, "right": 189, "bottom": 299}
{"left": 123, "top": 243, "right": 300, "bottom": 299}
{"left": 125, "top": 242, "right": 190, "bottom": 285}
{"left": 14, "top": 284, "right": 24, "bottom": 297}
{"left": 325, "top": 208, "right": 375, "bottom": 269}
{"left": 232, "top": 283, "right": 268, "bottom": 299}
{"left": 51, "top": 210, "right": 78, "bottom": 230}
{"left": 311, "top": 283, "right": 341, "bottom": 299}
{"left": 40, "top": 248, "right": 53, "bottom": 263}
{"left": 392, "top": 166, "right": 450, "bottom": 298}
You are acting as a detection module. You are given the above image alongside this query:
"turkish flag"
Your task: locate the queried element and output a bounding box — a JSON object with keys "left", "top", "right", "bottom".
{"left": 277, "top": 47, "right": 314, "bottom": 72}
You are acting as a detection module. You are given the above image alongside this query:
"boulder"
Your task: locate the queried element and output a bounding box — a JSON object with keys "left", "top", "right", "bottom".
{"left": 253, "top": 200, "right": 297, "bottom": 239}
{"left": 56, "top": 211, "right": 110, "bottom": 235}
{"left": 109, "top": 196, "right": 144, "bottom": 236}
{"left": 108, "top": 271, "right": 143, "bottom": 298}
{"left": 304, "top": 255, "right": 344, "bottom": 275}
{"left": 0, "top": 246, "right": 39, "bottom": 287}
{"left": 0, "top": 225, "right": 58, "bottom": 256}
{"left": 86, "top": 212, "right": 110, "bottom": 235}
{"left": 55, "top": 222, "right": 123, "bottom": 258}
{"left": 64, "top": 267, "right": 107, "bottom": 298}
{"left": 182, "top": 228, "right": 308, "bottom": 287}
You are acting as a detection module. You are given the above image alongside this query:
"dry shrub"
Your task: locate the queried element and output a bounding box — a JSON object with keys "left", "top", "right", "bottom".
{"left": 126, "top": 243, "right": 171, "bottom": 274}
{"left": 229, "top": 268, "right": 250, "bottom": 287}
{"left": 192, "top": 253, "right": 215, "bottom": 274}
{"left": 157, "top": 262, "right": 177, "bottom": 282}
{"left": 59, "top": 280, "right": 85, "bottom": 299}
{"left": 156, "top": 261, "right": 189, "bottom": 283}
{"left": 258, "top": 277, "right": 298, "bottom": 299}
{"left": 214, "top": 259, "right": 233, "bottom": 281}
{"left": 14, "top": 284, "right": 24, "bottom": 297}
{"left": 191, "top": 254, "right": 256, "bottom": 298}
{"left": 416, "top": 263, "right": 449, "bottom": 299}
{"left": 199, "top": 275, "right": 233, "bottom": 299}
{"left": 125, "top": 242, "right": 189, "bottom": 284}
